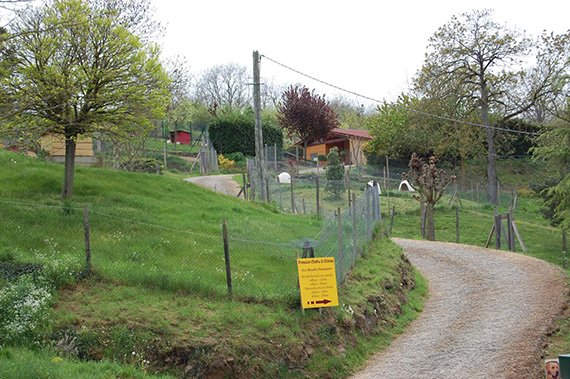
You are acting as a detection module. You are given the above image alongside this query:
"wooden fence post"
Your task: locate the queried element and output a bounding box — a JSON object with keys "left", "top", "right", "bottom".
{"left": 302, "top": 198, "right": 306, "bottom": 215}
{"left": 274, "top": 144, "right": 278, "bottom": 172}
{"left": 347, "top": 172, "right": 352, "bottom": 208}
{"left": 316, "top": 177, "right": 321, "bottom": 218}
{"left": 83, "top": 206, "right": 91, "bottom": 275}
{"left": 389, "top": 206, "right": 395, "bottom": 236}
{"left": 222, "top": 219, "right": 232, "bottom": 297}
{"left": 366, "top": 187, "right": 372, "bottom": 240}
{"left": 352, "top": 193, "right": 357, "bottom": 258}
{"left": 337, "top": 207, "right": 343, "bottom": 281}
{"left": 507, "top": 210, "right": 514, "bottom": 252}
{"left": 242, "top": 172, "right": 248, "bottom": 201}
{"left": 290, "top": 176, "right": 295, "bottom": 213}
{"left": 494, "top": 207, "right": 501, "bottom": 250}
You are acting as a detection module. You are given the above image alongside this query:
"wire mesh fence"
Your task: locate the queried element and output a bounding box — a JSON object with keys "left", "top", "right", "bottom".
{"left": 0, "top": 201, "right": 303, "bottom": 302}
{"left": 0, "top": 185, "right": 382, "bottom": 304}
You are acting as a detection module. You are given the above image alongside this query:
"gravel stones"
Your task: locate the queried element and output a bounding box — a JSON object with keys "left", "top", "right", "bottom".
{"left": 352, "top": 239, "right": 568, "bottom": 379}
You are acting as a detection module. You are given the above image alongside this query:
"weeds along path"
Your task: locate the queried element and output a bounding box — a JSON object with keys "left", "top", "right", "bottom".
{"left": 184, "top": 174, "right": 241, "bottom": 196}
{"left": 353, "top": 238, "right": 568, "bottom": 379}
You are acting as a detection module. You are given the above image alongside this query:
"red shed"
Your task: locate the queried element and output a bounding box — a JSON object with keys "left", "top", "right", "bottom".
{"left": 169, "top": 130, "right": 191, "bottom": 145}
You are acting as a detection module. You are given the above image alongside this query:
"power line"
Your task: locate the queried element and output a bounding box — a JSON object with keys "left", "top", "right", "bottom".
{"left": 260, "top": 54, "right": 540, "bottom": 136}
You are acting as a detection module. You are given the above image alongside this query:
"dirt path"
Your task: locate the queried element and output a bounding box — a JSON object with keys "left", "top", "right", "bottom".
{"left": 184, "top": 174, "right": 241, "bottom": 197}
{"left": 352, "top": 239, "right": 568, "bottom": 379}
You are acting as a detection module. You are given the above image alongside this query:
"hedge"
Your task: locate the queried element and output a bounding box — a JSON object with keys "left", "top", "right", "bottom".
{"left": 209, "top": 113, "right": 283, "bottom": 156}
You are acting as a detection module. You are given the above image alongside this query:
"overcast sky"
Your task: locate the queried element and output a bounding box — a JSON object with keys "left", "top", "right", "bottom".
{"left": 151, "top": 0, "right": 569, "bottom": 107}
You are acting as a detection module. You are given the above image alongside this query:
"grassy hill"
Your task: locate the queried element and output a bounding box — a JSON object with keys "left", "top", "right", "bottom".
{"left": 0, "top": 149, "right": 425, "bottom": 378}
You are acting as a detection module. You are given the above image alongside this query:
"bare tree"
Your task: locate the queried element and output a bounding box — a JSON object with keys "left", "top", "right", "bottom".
{"left": 194, "top": 63, "right": 250, "bottom": 111}
{"left": 404, "top": 154, "right": 455, "bottom": 241}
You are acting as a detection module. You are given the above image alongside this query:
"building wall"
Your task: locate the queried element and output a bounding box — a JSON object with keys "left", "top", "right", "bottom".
{"left": 170, "top": 131, "right": 191, "bottom": 145}
{"left": 40, "top": 134, "right": 96, "bottom": 165}
{"left": 305, "top": 143, "right": 327, "bottom": 162}
{"left": 347, "top": 137, "right": 368, "bottom": 165}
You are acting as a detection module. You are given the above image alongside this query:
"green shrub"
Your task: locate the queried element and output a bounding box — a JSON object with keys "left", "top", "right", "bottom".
{"left": 224, "top": 152, "right": 246, "bottom": 162}
{"left": 122, "top": 158, "right": 162, "bottom": 174}
{"left": 325, "top": 147, "right": 345, "bottom": 199}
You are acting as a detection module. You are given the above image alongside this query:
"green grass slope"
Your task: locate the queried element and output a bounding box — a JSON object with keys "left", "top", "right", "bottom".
{"left": 0, "top": 150, "right": 424, "bottom": 378}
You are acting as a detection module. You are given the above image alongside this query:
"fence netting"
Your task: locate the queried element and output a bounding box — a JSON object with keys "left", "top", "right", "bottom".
{"left": 0, "top": 185, "right": 381, "bottom": 304}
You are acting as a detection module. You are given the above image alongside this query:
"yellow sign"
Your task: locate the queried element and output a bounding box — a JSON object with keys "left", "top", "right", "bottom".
{"left": 297, "top": 257, "right": 339, "bottom": 309}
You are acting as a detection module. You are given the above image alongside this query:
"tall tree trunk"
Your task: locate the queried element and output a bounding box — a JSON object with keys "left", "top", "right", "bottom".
{"left": 62, "top": 135, "right": 77, "bottom": 200}
{"left": 481, "top": 79, "right": 498, "bottom": 205}
{"left": 425, "top": 201, "right": 436, "bottom": 241}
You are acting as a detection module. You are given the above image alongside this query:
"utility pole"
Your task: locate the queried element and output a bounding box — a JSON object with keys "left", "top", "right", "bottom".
{"left": 253, "top": 50, "right": 267, "bottom": 201}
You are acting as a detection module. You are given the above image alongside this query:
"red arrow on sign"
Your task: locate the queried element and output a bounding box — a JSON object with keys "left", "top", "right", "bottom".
{"left": 316, "top": 299, "right": 331, "bottom": 305}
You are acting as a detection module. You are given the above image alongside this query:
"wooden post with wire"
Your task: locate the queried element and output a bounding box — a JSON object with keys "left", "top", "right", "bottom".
{"left": 337, "top": 207, "right": 343, "bottom": 280}
{"left": 242, "top": 172, "right": 248, "bottom": 200}
{"left": 222, "top": 219, "right": 232, "bottom": 297}
{"left": 83, "top": 206, "right": 91, "bottom": 275}
{"left": 352, "top": 193, "right": 357, "bottom": 257}
{"left": 290, "top": 176, "right": 295, "bottom": 213}
{"left": 316, "top": 176, "right": 321, "bottom": 218}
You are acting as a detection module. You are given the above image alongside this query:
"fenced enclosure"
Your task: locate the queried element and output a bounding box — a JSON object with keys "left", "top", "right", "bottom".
{"left": 0, "top": 186, "right": 381, "bottom": 303}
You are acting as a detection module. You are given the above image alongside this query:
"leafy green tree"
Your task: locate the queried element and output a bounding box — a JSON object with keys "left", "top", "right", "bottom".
{"left": 366, "top": 95, "right": 434, "bottom": 160}
{"left": 329, "top": 96, "right": 368, "bottom": 130}
{"left": 416, "top": 9, "right": 569, "bottom": 204}
{"left": 533, "top": 102, "right": 570, "bottom": 228}
{"left": 2, "top": 0, "right": 170, "bottom": 199}
{"left": 325, "top": 147, "right": 345, "bottom": 199}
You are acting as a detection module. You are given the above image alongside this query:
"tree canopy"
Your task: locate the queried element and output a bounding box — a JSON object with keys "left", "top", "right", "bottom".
{"left": 277, "top": 85, "right": 339, "bottom": 150}
{"left": 1, "top": 0, "right": 170, "bottom": 198}
{"left": 533, "top": 101, "right": 570, "bottom": 228}
{"left": 415, "top": 9, "right": 569, "bottom": 204}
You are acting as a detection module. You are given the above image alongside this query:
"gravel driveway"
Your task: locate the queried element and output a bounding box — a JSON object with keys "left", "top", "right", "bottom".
{"left": 184, "top": 174, "right": 241, "bottom": 197}
{"left": 352, "top": 238, "right": 568, "bottom": 379}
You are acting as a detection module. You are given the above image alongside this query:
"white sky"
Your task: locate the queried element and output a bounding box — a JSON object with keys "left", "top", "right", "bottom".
{"left": 151, "top": 0, "right": 569, "bottom": 107}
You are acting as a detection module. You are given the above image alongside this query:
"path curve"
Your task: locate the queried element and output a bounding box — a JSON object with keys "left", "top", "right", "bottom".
{"left": 184, "top": 174, "right": 241, "bottom": 197}
{"left": 352, "top": 238, "right": 568, "bottom": 379}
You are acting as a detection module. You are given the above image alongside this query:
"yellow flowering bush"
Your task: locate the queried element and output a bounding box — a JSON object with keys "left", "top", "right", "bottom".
{"left": 218, "top": 154, "right": 235, "bottom": 170}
